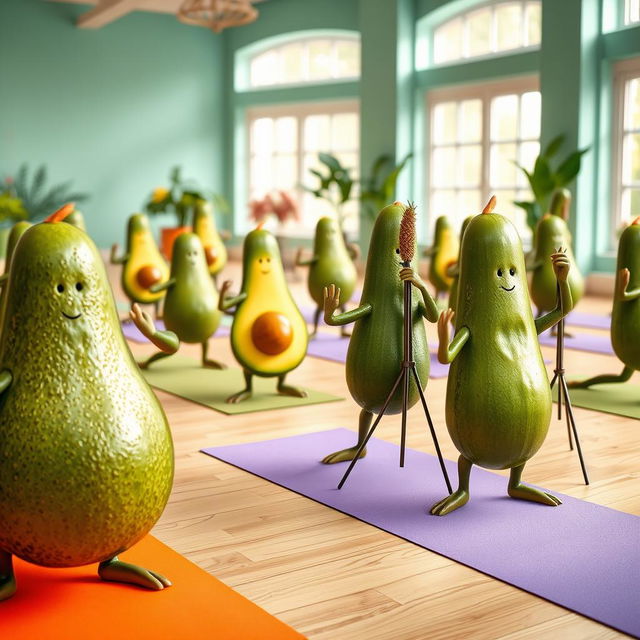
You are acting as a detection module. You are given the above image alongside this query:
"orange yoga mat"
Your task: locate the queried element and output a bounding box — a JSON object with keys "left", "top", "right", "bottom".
{"left": 2, "top": 535, "right": 304, "bottom": 640}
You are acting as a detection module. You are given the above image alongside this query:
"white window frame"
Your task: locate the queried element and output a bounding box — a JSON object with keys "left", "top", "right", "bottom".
{"left": 430, "top": 0, "right": 541, "bottom": 68}
{"left": 624, "top": 0, "right": 640, "bottom": 25}
{"left": 245, "top": 100, "right": 360, "bottom": 238}
{"left": 611, "top": 57, "right": 640, "bottom": 245}
{"left": 425, "top": 75, "right": 539, "bottom": 242}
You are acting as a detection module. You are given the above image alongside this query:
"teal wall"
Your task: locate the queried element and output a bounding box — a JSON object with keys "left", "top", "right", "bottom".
{"left": 0, "top": 0, "right": 225, "bottom": 248}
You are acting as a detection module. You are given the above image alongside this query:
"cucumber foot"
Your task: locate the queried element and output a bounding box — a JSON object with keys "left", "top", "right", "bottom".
{"left": 277, "top": 375, "right": 307, "bottom": 398}
{"left": 568, "top": 366, "right": 634, "bottom": 389}
{"left": 0, "top": 552, "right": 16, "bottom": 602}
{"left": 321, "top": 445, "right": 366, "bottom": 464}
{"left": 430, "top": 489, "right": 469, "bottom": 516}
{"left": 98, "top": 556, "right": 171, "bottom": 591}
{"left": 508, "top": 464, "right": 561, "bottom": 506}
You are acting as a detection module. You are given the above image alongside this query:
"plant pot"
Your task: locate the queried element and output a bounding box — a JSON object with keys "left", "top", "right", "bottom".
{"left": 161, "top": 226, "right": 191, "bottom": 260}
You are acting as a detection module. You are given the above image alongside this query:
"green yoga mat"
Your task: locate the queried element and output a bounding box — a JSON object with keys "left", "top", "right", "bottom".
{"left": 141, "top": 355, "right": 343, "bottom": 415}
{"left": 558, "top": 381, "right": 640, "bottom": 420}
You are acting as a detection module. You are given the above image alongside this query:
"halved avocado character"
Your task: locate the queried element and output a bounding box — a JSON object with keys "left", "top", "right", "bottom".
{"left": 192, "top": 199, "right": 230, "bottom": 284}
{"left": 130, "top": 233, "right": 225, "bottom": 370}
{"left": 295, "top": 216, "right": 359, "bottom": 337}
{"left": 432, "top": 196, "right": 572, "bottom": 516}
{"left": 424, "top": 215, "right": 459, "bottom": 300}
{"left": 110, "top": 213, "right": 170, "bottom": 314}
{"left": 0, "top": 205, "right": 174, "bottom": 600}
{"left": 569, "top": 216, "right": 640, "bottom": 389}
{"left": 219, "top": 226, "right": 308, "bottom": 403}
{"left": 321, "top": 202, "right": 439, "bottom": 464}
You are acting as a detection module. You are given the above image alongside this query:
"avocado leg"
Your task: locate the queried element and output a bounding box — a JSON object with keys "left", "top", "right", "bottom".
{"left": 98, "top": 556, "right": 171, "bottom": 591}
{"left": 201, "top": 341, "right": 227, "bottom": 369}
{"left": 226, "top": 369, "right": 253, "bottom": 403}
{"left": 138, "top": 350, "right": 172, "bottom": 370}
{"left": 322, "top": 409, "right": 372, "bottom": 464}
{"left": 276, "top": 373, "right": 308, "bottom": 398}
{"left": 430, "top": 455, "right": 472, "bottom": 516}
{"left": 338, "top": 305, "right": 351, "bottom": 337}
{"left": 0, "top": 550, "right": 16, "bottom": 601}
{"left": 568, "top": 365, "right": 633, "bottom": 389}
{"left": 507, "top": 464, "right": 562, "bottom": 506}
{"left": 309, "top": 306, "right": 322, "bottom": 339}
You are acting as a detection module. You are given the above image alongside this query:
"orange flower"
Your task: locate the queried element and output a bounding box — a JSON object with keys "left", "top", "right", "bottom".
{"left": 151, "top": 187, "right": 170, "bottom": 203}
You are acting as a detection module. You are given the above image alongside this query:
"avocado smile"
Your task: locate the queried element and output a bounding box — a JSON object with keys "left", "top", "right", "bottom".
{"left": 500, "top": 285, "right": 515, "bottom": 292}
{"left": 62, "top": 311, "right": 82, "bottom": 320}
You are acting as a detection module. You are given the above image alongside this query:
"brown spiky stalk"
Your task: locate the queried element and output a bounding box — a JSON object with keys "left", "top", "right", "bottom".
{"left": 399, "top": 201, "right": 416, "bottom": 264}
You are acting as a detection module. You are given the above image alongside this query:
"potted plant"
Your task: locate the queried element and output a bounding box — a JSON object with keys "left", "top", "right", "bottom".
{"left": 360, "top": 152, "right": 413, "bottom": 220}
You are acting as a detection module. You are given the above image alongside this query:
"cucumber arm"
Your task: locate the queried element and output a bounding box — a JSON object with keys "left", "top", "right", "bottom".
{"left": 535, "top": 274, "right": 573, "bottom": 335}
{"left": 150, "top": 278, "right": 176, "bottom": 294}
{"left": 399, "top": 267, "right": 439, "bottom": 322}
{"left": 130, "top": 304, "right": 179, "bottom": 354}
{"left": 437, "top": 317, "right": 470, "bottom": 365}
{"left": 620, "top": 287, "right": 640, "bottom": 302}
{"left": 323, "top": 284, "right": 371, "bottom": 326}
{"left": 618, "top": 269, "right": 640, "bottom": 302}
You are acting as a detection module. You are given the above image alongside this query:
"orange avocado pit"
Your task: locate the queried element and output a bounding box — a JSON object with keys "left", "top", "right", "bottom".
{"left": 136, "top": 265, "right": 163, "bottom": 290}
{"left": 204, "top": 245, "right": 218, "bottom": 266}
{"left": 251, "top": 311, "right": 293, "bottom": 355}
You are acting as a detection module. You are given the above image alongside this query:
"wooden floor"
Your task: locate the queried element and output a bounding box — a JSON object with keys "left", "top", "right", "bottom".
{"left": 119, "top": 260, "right": 637, "bottom": 640}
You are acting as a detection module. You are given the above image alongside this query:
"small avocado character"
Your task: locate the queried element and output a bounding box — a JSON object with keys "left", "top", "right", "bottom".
{"left": 569, "top": 216, "right": 640, "bottom": 389}
{"left": 424, "top": 215, "right": 459, "bottom": 299}
{"left": 219, "top": 226, "right": 308, "bottom": 403}
{"left": 432, "top": 196, "right": 572, "bottom": 516}
{"left": 130, "top": 233, "right": 226, "bottom": 370}
{"left": 295, "top": 217, "right": 360, "bottom": 337}
{"left": 530, "top": 213, "right": 584, "bottom": 315}
{"left": 321, "top": 202, "right": 439, "bottom": 464}
{"left": 0, "top": 206, "right": 174, "bottom": 600}
{"left": 192, "top": 199, "right": 230, "bottom": 283}
{"left": 110, "top": 213, "right": 170, "bottom": 313}
{"left": 447, "top": 216, "right": 474, "bottom": 314}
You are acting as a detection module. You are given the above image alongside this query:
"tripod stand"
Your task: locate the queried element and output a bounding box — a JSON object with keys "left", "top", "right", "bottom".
{"left": 337, "top": 264, "right": 452, "bottom": 493}
{"left": 548, "top": 283, "right": 590, "bottom": 485}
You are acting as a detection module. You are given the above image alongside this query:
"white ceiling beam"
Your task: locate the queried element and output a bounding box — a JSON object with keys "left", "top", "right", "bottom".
{"left": 76, "top": 0, "right": 139, "bottom": 29}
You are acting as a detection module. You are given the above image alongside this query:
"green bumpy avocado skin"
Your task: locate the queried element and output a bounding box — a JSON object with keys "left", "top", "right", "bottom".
{"left": 164, "top": 233, "right": 221, "bottom": 344}
{"left": 307, "top": 217, "right": 357, "bottom": 307}
{"left": 612, "top": 223, "right": 640, "bottom": 370}
{"left": 0, "top": 222, "right": 174, "bottom": 568}
{"left": 447, "top": 216, "right": 473, "bottom": 313}
{"left": 448, "top": 214, "right": 551, "bottom": 469}
{"left": 531, "top": 214, "right": 584, "bottom": 312}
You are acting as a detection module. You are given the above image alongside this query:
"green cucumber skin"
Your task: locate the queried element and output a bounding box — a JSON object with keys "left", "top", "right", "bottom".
{"left": 612, "top": 224, "right": 640, "bottom": 370}
{"left": 448, "top": 214, "right": 551, "bottom": 469}
{"left": 308, "top": 218, "right": 357, "bottom": 307}
{"left": 531, "top": 215, "right": 584, "bottom": 312}
{"left": 346, "top": 204, "right": 429, "bottom": 415}
{"left": 163, "top": 233, "right": 221, "bottom": 344}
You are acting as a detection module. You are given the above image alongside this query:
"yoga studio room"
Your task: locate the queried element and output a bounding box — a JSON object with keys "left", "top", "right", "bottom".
{"left": 1, "top": 0, "right": 639, "bottom": 638}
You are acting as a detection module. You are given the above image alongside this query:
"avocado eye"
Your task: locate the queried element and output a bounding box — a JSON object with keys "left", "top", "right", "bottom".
{"left": 267, "top": 257, "right": 271, "bottom": 263}
{"left": 509, "top": 268, "right": 515, "bottom": 276}
{"left": 497, "top": 269, "right": 503, "bottom": 277}
{"left": 395, "top": 248, "right": 400, "bottom": 254}
{"left": 56, "top": 284, "right": 64, "bottom": 293}
{"left": 75, "top": 282, "right": 83, "bottom": 291}
{"left": 258, "top": 258, "right": 263, "bottom": 263}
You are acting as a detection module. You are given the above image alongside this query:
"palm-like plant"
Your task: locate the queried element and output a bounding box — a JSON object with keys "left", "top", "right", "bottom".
{"left": 360, "top": 153, "right": 413, "bottom": 220}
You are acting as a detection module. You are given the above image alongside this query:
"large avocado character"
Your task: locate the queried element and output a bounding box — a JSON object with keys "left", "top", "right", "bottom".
{"left": 321, "top": 202, "right": 439, "bottom": 464}
{"left": 432, "top": 197, "right": 572, "bottom": 516}
{"left": 219, "top": 226, "right": 308, "bottom": 403}
{"left": 424, "top": 215, "right": 459, "bottom": 299}
{"left": 0, "top": 207, "right": 174, "bottom": 600}
{"left": 130, "top": 233, "right": 226, "bottom": 370}
{"left": 569, "top": 216, "right": 640, "bottom": 389}
{"left": 192, "top": 199, "right": 230, "bottom": 283}
{"left": 295, "top": 216, "right": 359, "bottom": 337}
{"left": 530, "top": 213, "right": 584, "bottom": 314}
{"left": 446, "top": 216, "right": 474, "bottom": 314}
{"left": 110, "top": 213, "right": 170, "bottom": 312}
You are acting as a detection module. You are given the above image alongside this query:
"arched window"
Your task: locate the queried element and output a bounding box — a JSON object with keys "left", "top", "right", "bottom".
{"left": 429, "top": 1, "right": 541, "bottom": 66}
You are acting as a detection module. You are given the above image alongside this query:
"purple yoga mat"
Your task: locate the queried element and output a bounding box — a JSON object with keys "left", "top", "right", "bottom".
{"left": 538, "top": 329, "right": 614, "bottom": 355}
{"left": 305, "top": 332, "right": 450, "bottom": 378}
{"left": 203, "top": 429, "right": 640, "bottom": 638}
{"left": 121, "top": 320, "right": 230, "bottom": 343}
{"left": 566, "top": 311, "right": 611, "bottom": 331}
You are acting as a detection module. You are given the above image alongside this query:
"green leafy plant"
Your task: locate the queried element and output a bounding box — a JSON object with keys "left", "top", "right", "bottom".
{"left": 360, "top": 153, "right": 413, "bottom": 219}
{"left": 0, "top": 183, "right": 27, "bottom": 226}
{"left": 145, "top": 166, "right": 228, "bottom": 228}
{"left": 303, "top": 153, "right": 355, "bottom": 232}
{"left": 4, "top": 164, "right": 88, "bottom": 223}
{"left": 514, "top": 135, "right": 589, "bottom": 231}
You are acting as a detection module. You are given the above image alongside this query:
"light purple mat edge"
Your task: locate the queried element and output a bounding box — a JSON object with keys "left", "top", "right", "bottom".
{"left": 538, "top": 328, "right": 614, "bottom": 355}
{"left": 566, "top": 310, "right": 611, "bottom": 330}
{"left": 203, "top": 429, "right": 640, "bottom": 638}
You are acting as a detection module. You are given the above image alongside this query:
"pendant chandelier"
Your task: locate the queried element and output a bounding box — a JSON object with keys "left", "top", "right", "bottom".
{"left": 177, "top": 0, "right": 258, "bottom": 33}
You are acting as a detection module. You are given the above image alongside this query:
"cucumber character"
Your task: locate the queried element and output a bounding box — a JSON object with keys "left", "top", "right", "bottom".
{"left": 569, "top": 216, "right": 640, "bottom": 388}
{"left": 321, "top": 202, "right": 439, "bottom": 464}
{"left": 433, "top": 197, "right": 572, "bottom": 516}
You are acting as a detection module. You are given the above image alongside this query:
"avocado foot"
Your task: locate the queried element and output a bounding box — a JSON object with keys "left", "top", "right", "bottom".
{"left": 98, "top": 556, "right": 171, "bottom": 591}
{"left": 201, "top": 341, "right": 227, "bottom": 369}
{"left": 0, "top": 551, "right": 16, "bottom": 602}
{"left": 226, "top": 369, "right": 253, "bottom": 403}
{"left": 508, "top": 465, "right": 562, "bottom": 506}
{"left": 276, "top": 375, "right": 307, "bottom": 398}
{"left": 430, "top": 489, "right": 469, "bottom": 516}
{"left": 322, "top": 445, "right": 366, "bottom": 464}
